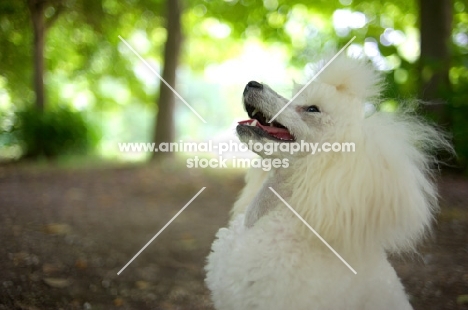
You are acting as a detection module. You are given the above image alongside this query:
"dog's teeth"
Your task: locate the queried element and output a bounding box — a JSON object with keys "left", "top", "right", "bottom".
{"left": 251, "top": 120, "right": 258, "bottom": 126}
{"left": 252, "top": 109, "right": 258, "bottom": 116}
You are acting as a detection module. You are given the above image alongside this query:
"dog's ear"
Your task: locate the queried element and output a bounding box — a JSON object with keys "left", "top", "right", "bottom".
{"left": 291, "top": 79, "right": 303, "bottom": 94}
{"left": 312, "top": 55, "right": 384, "bottom": 101}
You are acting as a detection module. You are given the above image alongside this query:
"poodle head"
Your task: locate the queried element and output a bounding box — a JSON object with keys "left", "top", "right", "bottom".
{"left": 237, "top": 55, "right": 451, "bottom": 253}
{"left": 237, "top": 55, "right": 383, "bottom": 158}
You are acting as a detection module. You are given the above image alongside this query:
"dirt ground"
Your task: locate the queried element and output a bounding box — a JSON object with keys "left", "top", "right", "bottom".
{"left": 0, "top": 162, "right": 467, "bottom": 310}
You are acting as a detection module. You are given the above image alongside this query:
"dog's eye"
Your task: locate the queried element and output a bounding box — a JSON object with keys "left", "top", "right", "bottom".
{"left": 306, "top": 105, "right": 320, "bottom": 113}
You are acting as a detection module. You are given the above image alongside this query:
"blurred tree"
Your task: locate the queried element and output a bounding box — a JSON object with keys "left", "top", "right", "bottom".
{"left": 152, "top": 0, "right": 182, "bottom": 160}
{"left": 26, "top": 0, "right": 106, "bottom": 112}
{"left": 29, "top": 0, "right": 46, "bottom": 111}
{"left": 0, "top": 0, "right": 105, "bottom": 158}
{"left": 419, "top": 0, "right": 453, "bottom": 126}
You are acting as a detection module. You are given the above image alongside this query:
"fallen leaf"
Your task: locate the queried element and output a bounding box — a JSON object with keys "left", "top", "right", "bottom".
{"left": 43, "top": 277, "right": 71, "bottom": 288}
{"left": 42, "top": 263, "right": 62, "bottom": 274}
{"left": 135, "top": 280, "right": 150, "bottom": 290}
{"left": 42, "top": 223, "right": 71, "bottom": 235}
{"left": 75, "top": 258, "right": 88, "bottom": 270}
{"left": 113, "top": 297, "right": 124, "bottom": 307}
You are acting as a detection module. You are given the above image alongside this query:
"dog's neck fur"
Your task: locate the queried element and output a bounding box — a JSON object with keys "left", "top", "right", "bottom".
{"left": 244, "top": 166, "right": 295, "bottom": 228}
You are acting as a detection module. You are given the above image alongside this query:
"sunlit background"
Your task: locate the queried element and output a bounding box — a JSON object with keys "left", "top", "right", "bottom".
{"left": 1, "top": 0, "right": 466, "bottom": 165}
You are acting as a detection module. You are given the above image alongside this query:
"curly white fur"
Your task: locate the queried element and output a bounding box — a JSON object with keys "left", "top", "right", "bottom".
{"left": 205, "top": 55, "right": 451, "bottom": 310}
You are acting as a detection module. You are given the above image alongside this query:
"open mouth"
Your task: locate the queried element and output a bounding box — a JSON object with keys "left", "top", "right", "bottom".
{"left": 238, "top": 103, "right": 295, "bottom": 141}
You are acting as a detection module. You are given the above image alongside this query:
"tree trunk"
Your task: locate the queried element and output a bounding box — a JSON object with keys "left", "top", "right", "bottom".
{"left": 152, "top": 0, "right": 182, "bottom": 160}
{"left": 28, "top": 0, "right": 46, "bottom": 112}
{"left": 418, "top": 0, "right": 452, "bottom": 127}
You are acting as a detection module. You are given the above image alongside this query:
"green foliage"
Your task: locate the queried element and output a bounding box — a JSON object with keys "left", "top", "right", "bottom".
{"left": 0, "top": 0, "right": 467, "bottom": 169}
{"left": 0, "top": 1, "right": 34, "bottom": 105}
{"left": 450, "top": 71, "right": 468, "bottom": 168}
{"left": 4, "top": 105, "right": 99, "bottom": 159}
{"left": 450, "top": 3, "right": 468, "bottom": 169}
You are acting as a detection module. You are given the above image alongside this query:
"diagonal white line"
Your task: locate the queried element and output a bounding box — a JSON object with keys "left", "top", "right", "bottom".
{"left": 268, "top": 187, "right": 357, "bottom": 274}
{"left": 268, "top": 36, "right": 356, "bottom": 123}
{"left": 117, "top": 187, "right": 206, "bottom": 275}
{"left": 118, "top": 35, "right": 207, "bottom": 124}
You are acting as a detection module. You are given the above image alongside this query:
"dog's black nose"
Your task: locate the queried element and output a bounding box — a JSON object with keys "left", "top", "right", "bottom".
{"left": 244, "top": 81, "right": 263, "bottom": 95}
{"left": 247, "top": 81, "right": 262, "bottom": 89}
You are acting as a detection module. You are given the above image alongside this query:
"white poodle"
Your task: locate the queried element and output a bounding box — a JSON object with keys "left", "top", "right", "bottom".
{"left": 205, "top": 55, "right": 450, "bottom": 310}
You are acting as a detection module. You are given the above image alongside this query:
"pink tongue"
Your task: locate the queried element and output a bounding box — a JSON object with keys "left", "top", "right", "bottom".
{"left": 238, "top": 119, "right": 295, "bottom": 140}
